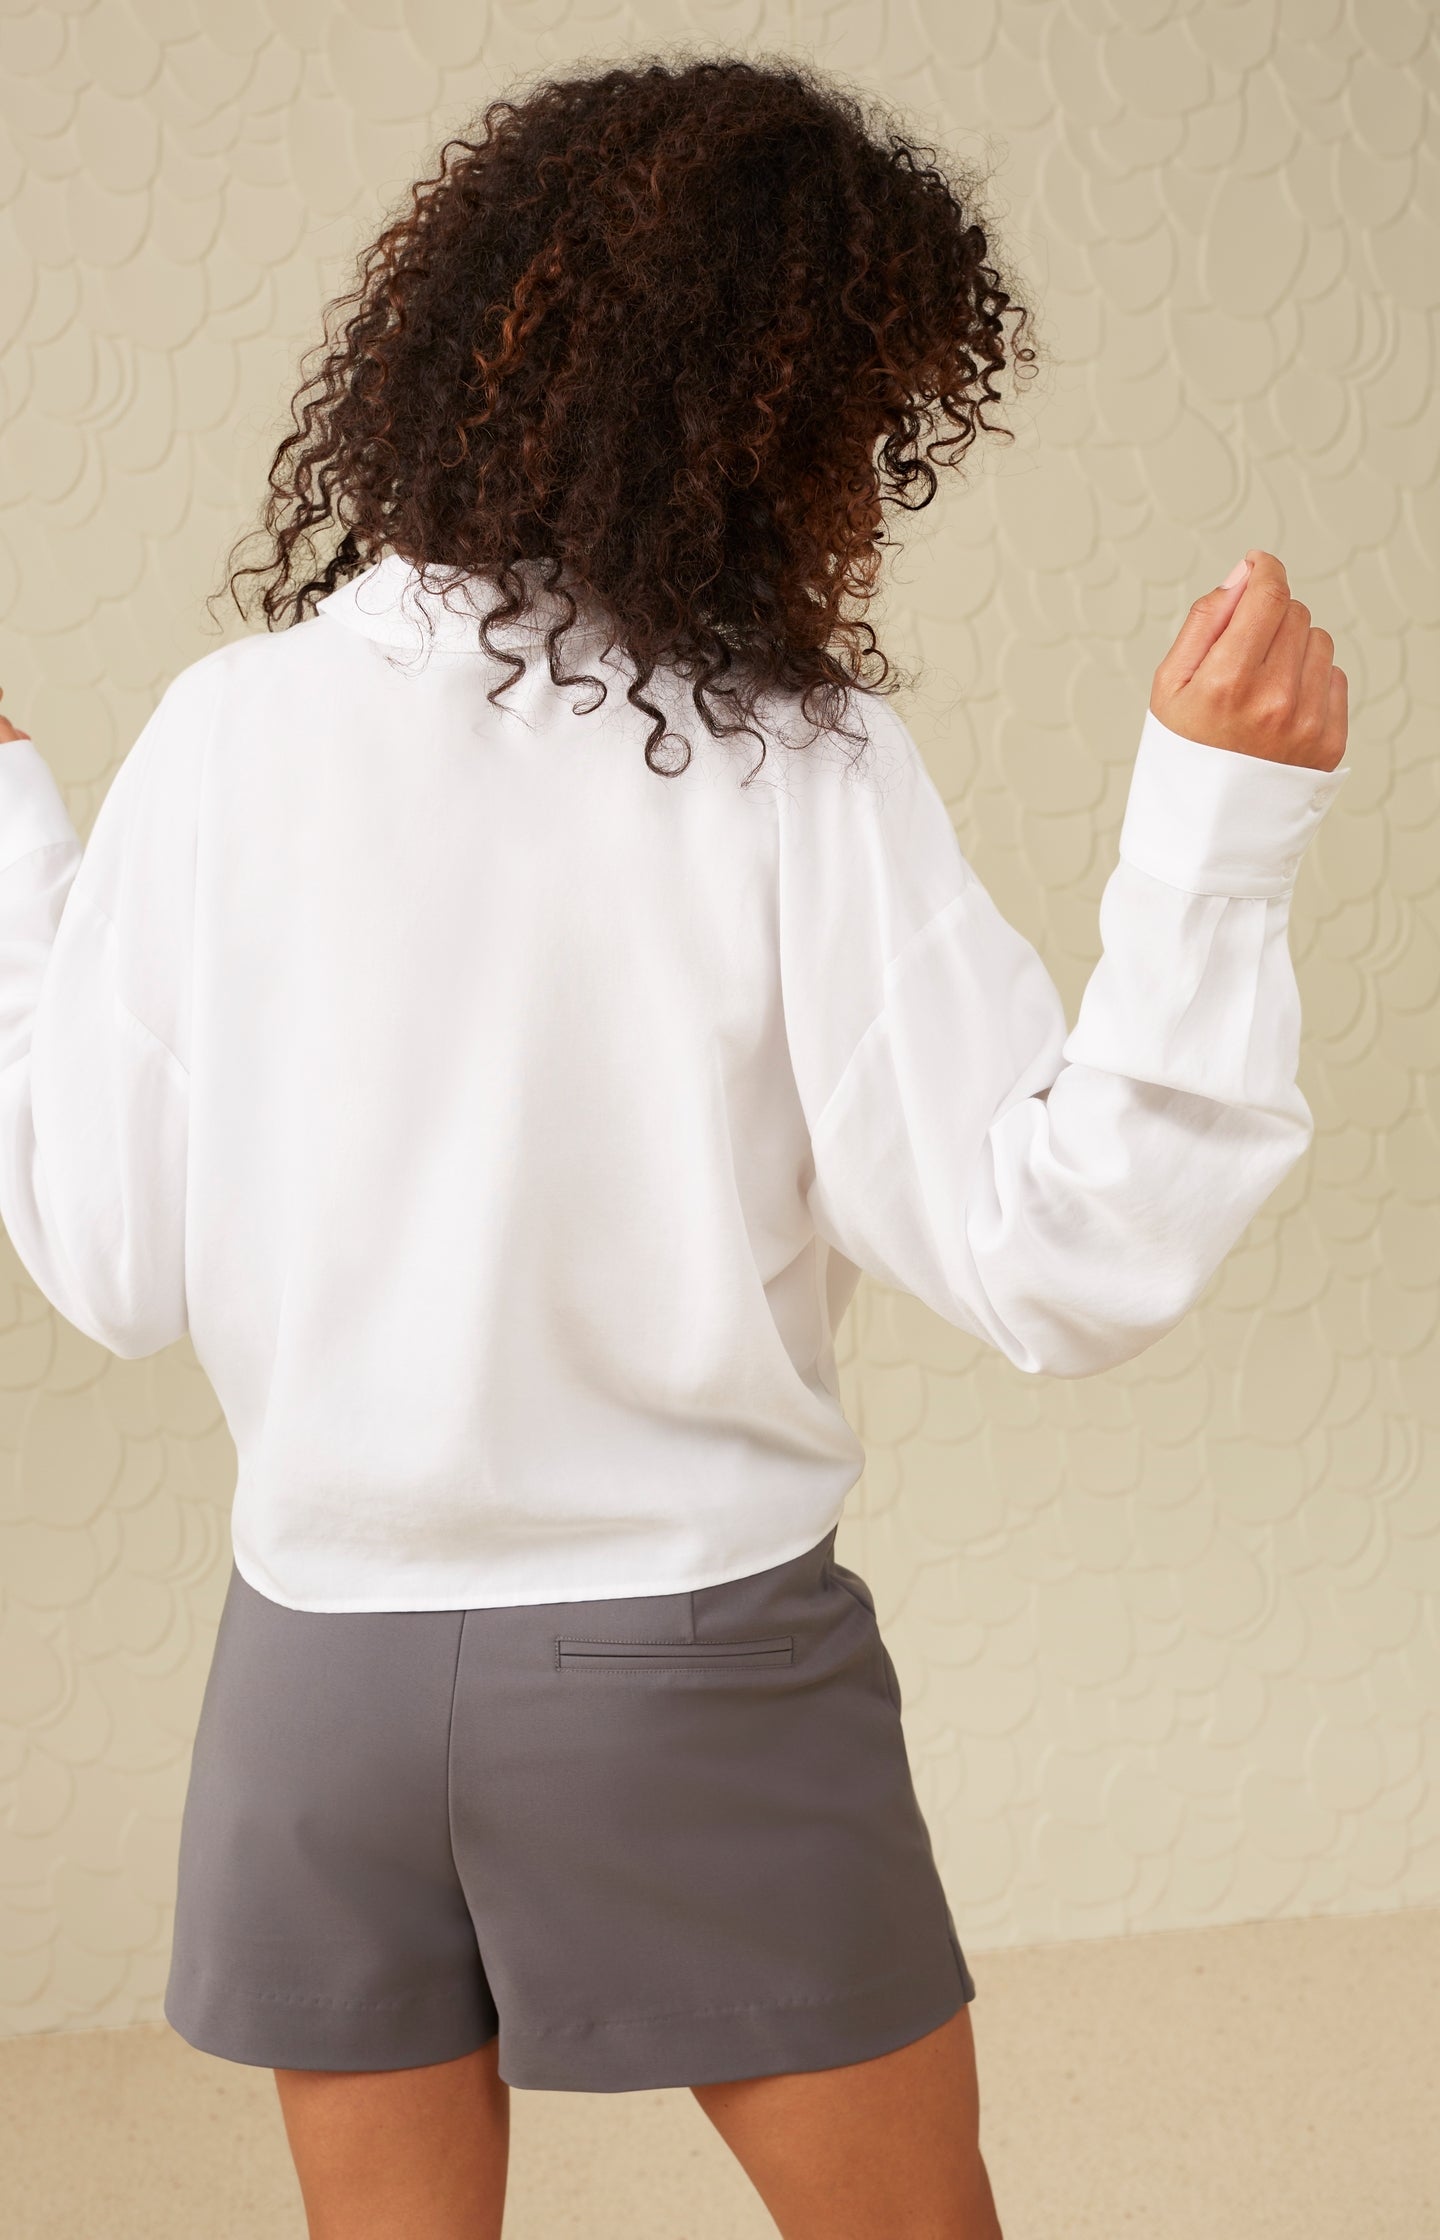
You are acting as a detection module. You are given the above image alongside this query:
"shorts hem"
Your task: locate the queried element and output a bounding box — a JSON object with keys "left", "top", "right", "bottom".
{"left": 163, "top": 1971, "right": 498, "bottom": 2073}
{"left": 497, "top": 1948, "right": 977, "bottom": 2094}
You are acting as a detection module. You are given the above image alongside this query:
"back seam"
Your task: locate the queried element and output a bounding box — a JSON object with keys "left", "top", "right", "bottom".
{"left": 443, "top": 1610, "right": 467, "bottom": 1880}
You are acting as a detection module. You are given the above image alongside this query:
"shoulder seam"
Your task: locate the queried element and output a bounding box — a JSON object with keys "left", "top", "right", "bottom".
{"left": 808, "top": 882, "right": 977, "bottom": 1152}
{"left": 69, "top": 872, "right": 192, "bottom": 1082}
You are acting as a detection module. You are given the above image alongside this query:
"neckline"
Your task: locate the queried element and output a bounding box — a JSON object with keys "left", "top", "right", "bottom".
{"left": 315, "top": 552, "right": 587, "bottom": 654}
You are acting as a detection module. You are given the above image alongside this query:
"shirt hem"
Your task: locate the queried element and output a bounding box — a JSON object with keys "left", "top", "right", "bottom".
{"left": 228, "top": 1511, "right": 852, "bottom": 1615}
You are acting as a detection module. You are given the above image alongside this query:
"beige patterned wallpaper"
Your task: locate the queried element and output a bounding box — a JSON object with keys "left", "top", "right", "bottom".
{"left": 0, "top": 0, "right": 1435, "bottom": 2038}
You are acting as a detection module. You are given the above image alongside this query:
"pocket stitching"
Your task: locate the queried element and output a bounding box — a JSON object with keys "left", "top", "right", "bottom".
{"left": 555, "top": 1635, "right": 794, "bottom": 1649}
{"left": 555, "top": 1634, "right": 794, "bottom": 1669}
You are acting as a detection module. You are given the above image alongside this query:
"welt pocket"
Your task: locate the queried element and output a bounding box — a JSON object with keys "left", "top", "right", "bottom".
{"left": 555, "top": 1634, "right": 794, "bottom": 1670}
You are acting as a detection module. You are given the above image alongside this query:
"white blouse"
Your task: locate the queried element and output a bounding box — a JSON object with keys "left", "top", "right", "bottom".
{"left": 0, "top": 555, "right": 1351, "bottom": 1611}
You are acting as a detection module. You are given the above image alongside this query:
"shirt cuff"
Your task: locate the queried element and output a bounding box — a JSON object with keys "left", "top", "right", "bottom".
{"left": 1117, "top": 710, "right": 1351, "bottom": 900}
{"left": 0, "top": 734, "right": 80, "bottom": 875}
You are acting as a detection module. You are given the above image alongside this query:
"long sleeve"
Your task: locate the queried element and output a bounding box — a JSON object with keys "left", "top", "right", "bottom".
{"left": 0, "top": 658, "right": 214, "bottom": 1359}
{"left": 778, "top": 701, "right": 1352, "bottom": 1378}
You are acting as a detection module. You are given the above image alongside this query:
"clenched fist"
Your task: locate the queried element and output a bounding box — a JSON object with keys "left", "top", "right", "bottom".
{"left": 1151, "top": 550, "right": 1348, "bottom": 774}
{"left": 0, "top": 686, "right": 28, "bottom": 746}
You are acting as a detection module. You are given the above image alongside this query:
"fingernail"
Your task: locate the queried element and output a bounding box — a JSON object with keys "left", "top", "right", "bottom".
{"left": 1221, "top": 558, "right": 1250, "bottom": 589}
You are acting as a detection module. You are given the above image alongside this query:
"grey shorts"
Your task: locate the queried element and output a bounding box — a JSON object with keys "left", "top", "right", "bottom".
{"left": 164, "top": 1524, "right": 976, "bottom": 2092}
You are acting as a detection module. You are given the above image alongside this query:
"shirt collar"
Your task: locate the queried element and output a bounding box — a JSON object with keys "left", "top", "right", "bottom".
{"left": 315, "top": 552, "right": 584, "bottom": 655}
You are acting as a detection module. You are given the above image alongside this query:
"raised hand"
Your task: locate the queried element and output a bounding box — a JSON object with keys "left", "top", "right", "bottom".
{"left": 0, "top": 686, "right": 29, "bottom": 746}
{"left": 1151, "top": 549, "right": 1348, "bottom": 774}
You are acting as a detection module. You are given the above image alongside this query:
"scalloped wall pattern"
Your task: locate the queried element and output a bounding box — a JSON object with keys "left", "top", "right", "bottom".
{"left": 0, "top": 0, "right": 1435, "bottom": 2038}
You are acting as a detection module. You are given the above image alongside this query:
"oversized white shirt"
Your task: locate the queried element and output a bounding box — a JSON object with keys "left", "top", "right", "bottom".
{"left": 0, "top": 554, "right": 1351, "bottom": 1611}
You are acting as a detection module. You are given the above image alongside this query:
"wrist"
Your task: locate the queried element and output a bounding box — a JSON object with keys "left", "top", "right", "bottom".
{"left": 1148, "top": 694, "right": 1345, "bottom": 777}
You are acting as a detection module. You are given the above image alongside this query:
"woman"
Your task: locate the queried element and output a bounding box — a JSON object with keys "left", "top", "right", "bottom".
{"left": 0, "top": 54, "right": 1348, "bottom": 2240}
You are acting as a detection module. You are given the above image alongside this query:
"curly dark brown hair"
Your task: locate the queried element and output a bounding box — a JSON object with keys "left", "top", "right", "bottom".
{"left": 218, "top": 52, "right": 1035, "bottom": 777}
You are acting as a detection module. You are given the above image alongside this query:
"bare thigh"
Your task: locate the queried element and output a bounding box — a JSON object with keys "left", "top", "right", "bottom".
{"left": 691, "top": 2002, "right": 1003, "bottom": 2240}
{"left": 273, "top": 2038, "right": 509, "bottom": 2240}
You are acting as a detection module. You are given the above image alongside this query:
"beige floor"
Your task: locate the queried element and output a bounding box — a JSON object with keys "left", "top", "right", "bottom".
{"left": 1, "top": 1907, "right": 1436, "bottom": 2239}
